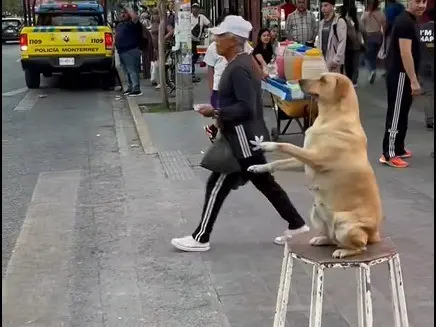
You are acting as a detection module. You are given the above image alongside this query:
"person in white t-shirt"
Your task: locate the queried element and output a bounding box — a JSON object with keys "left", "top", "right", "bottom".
{"left": 202, "top": 39, "right": 253, "bottom": 140}
{"left": 191, "top": 3, "right": 211, "bottom": 81}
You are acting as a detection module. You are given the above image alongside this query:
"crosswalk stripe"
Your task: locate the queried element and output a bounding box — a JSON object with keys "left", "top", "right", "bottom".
{"left": 2, "top": 170, "right": 81, "bottom": 327}
{"left": 13, "top": 90, "right": 40, "bottom": 111}
{"left": 2, "top": 87, "right": 28, "bottom": 97}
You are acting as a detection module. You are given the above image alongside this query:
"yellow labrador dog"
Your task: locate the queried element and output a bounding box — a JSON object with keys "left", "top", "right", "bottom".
{"left": 248, "top": 73, "right": 383, "bottom": 258}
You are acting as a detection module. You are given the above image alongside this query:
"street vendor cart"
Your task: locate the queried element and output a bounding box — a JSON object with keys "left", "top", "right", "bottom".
{"left": 262, "top": 78, "right": 318, "bottom": 141}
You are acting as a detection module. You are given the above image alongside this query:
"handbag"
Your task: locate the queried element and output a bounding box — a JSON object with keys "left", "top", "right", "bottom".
{"left": 200, "top": 132, "right": 241, "bottom": 173}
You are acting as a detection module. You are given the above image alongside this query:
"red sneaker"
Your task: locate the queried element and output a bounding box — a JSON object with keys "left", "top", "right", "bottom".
{"left": 379, "top": 155, "right": 409, "bottom": 168}
{"left": 399, "top": 150, "right": 412, "bottom": 158}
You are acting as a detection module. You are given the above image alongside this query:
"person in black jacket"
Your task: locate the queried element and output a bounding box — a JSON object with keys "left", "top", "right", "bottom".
{"left": 171, "top": 16, "right": 309, "bottom": 252}
{"left": 115, "top": 6, "right": 143, "bottom": 96}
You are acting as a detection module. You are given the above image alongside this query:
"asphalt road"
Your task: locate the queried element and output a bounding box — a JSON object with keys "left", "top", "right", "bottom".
{"left": 2, "top": 43, "right": 125, "bottom": 276}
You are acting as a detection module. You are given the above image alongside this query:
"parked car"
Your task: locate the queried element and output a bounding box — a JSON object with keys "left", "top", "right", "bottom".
{"left": 2, "top": 17, "right": 23, "bottom": 42}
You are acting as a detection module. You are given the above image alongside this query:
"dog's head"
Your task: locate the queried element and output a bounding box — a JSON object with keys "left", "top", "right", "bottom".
{"left": 299, "top": 73, "right": 357, "bottom": 107}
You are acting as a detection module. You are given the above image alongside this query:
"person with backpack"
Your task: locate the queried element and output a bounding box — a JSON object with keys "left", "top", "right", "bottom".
{"left": 115, "top": 6, "right": 143, "bottom": 96}
{"left": 361, "top": 0, "right": 386, "bottom": 84}
{"left": 317, "top": 0, "right": 348, "bottom": 73}
{"left": 338, "top": 5, "right": 367, "bottom": 86}
{"left": 191, "top": 3, "right": 210, "bottom": 82}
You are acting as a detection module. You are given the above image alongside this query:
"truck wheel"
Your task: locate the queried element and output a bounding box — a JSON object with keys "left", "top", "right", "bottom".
{"left": 25, "top": 70, "right": 41, "bottom": 89}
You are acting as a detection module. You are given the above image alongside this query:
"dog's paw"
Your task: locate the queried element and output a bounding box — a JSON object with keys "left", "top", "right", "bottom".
{"left": 331, "top": 248, "right": 365, "bottom": 259}
{"left": 260, "top": 142, "right": 278, "bottom": 152}
{"left": 309, "top": 236, "right": 332, "bottom": 246}
{"left": 247, "top": 164, "right": 271, "bottom": 174}
{"left": 332, "top": 249, "right": 349, "bottom": 259}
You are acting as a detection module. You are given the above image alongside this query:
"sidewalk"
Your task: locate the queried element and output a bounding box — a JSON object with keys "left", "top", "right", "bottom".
{"left": 130, "top": 66, "right": 212, "bottom": 108}
{"left": 119, "top": 65, "right": 434, "bottom": 326}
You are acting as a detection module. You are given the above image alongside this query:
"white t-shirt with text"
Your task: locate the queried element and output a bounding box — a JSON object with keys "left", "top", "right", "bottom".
{"left": 203, "top": 41, "right": 253, "bottom": 91}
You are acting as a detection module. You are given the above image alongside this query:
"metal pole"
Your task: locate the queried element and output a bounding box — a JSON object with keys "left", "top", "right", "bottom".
{"left": 174, "top": 0, "right": 193, "bottom": 111}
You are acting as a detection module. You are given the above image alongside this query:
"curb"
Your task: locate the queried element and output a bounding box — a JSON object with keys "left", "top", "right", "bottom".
{"left": 116, "top": 67, "right": 157, "bottom": 155}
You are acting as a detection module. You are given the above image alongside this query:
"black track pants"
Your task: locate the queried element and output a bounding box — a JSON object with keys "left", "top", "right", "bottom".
{"left": 382, "top": 72, "right": 413, "bottom": 160}
{"left": 192, "top": 162, "right": 306, "bottom": 243}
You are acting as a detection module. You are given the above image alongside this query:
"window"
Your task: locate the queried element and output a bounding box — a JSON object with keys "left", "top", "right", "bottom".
{"left": 36, "top": 13, "right": 103, "bottom": 26}
{"left": 2, "top": 20, "right": 22, "bottom": 30}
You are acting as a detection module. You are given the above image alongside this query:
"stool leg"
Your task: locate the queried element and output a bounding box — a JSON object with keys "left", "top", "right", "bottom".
{"left": 361, "top": 264, "right": 373, "bottom": 327}
{"left": 357, "top": 267, "right": 365, "bottom": 327}
{"left": 388, "top": 257, "right": 401, "bottom": 327}
{"left": 309, "top": 265, "right": 324, "bottom": 327}
{"left": 273, "top": 244, "right": 294, "bottom": 327}
{"left": 389, "top": 254, "right": 410, "bottom": 327}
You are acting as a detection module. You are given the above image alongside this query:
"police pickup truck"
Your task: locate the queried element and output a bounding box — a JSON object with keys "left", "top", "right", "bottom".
{"left": 20, "top": 0, "right": 114, "bottom": 89}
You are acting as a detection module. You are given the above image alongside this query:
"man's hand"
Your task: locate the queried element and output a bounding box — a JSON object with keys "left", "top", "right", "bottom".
{"left": 411, "top": 79, "right": 421, "bottom": 96}
{"left": 197, "top": 104, "right": 215, "bottom": 117}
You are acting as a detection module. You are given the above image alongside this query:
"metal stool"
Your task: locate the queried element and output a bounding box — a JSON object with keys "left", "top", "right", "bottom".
{"left": 273, "top": 233, "right": 409, "bottom": 327}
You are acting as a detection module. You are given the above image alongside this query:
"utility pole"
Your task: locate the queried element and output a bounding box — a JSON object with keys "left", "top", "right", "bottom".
{"left": 174, "top": 0, "right": 193, "bottom": 111}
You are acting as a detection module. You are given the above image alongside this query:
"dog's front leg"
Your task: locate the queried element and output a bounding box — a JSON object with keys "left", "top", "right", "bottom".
{"left": 247, "top": 158, "right": 304, "bottom": 174}
{"left": 260, "top": 142, "right": 322, "bottom": 170}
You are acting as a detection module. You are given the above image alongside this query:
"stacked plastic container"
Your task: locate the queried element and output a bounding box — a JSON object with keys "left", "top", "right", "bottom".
{"left": 302, "top": 48, "right": 328, "bottom": 79}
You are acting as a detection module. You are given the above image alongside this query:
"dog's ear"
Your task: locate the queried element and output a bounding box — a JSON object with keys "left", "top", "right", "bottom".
{"left": 335, "top": 76, "right": 350, "bottom": 98}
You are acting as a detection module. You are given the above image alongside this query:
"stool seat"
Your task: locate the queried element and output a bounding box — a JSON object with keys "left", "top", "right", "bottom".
{"left": 273, "top": 232, "right": 409, "bottom": 327}
{"left": 285, "top": 232, "right": 398, "bottom": 266}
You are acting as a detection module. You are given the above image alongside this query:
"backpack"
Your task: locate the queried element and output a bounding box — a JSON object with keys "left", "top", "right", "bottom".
{"left": 333, "top": 17, "right": 363, "bottom": 52}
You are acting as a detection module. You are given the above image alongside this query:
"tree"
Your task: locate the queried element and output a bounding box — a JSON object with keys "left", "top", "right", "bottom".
{"left": 3, "top": 0, "right": 23, "bottom": 16}
{"left": 157, "top": 0, "right": 170, "bottom": 108}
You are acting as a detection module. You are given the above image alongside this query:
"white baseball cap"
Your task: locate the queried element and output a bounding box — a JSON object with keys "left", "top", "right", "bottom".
{"left": 209, "top": 15, "right": 253, "bottom": 39}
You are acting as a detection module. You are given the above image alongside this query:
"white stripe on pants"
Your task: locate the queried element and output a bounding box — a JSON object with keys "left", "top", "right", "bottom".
{"left": 388, "top": 72, "right": 405, "bottom": 158}
{"left": 194, "top": 174, "right": 227, "bottom": 242}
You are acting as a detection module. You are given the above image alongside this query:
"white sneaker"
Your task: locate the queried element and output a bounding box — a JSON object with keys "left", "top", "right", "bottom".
{"left": 274, "top": 225, "right": 310, "bottom": 245}
{"left": 171, "top": 236, "right": 211, "bottom": 252}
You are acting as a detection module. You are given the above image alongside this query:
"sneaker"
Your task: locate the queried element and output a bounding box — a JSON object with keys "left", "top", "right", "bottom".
{"left": 155, "top": 84, "right": 161, "bottom": 89}
{"left": 379, "top": 155, "right": 409, "bottom": 168}
{"left": 399, "top": 150, "right": 412, "bottom": 159}
{"left": 171, "top": 236, "right": 211, "bottom": 252}
{"left": 426, "top": 122, "right": 434, "bottom": 129}
{"left": 369, "top": 71, "right": 376, "bottom": 84}
{"left": 274, "top": 224, "right": 310, "bottom": 246}
{"left": 123, "top": 89, "right": 132, "bottom": 95}
{"left": 128, "top": 90, "right": 143, "bottom": 97}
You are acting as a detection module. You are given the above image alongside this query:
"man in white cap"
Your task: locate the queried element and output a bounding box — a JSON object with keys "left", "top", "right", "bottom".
{"left": 171, "top": 16, "right": 309, "bottom": 252}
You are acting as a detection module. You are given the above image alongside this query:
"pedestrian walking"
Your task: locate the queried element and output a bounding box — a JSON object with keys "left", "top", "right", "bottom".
{"left": 338, "top": 5, "right": 366, "bottom": 86}
{"left": 285, "top": 0, "right": 318, "bottom": 47}
{"left": 191, "top": 2, "right": 210, "bottom": 83}
{"left": 318, "top": 0, "right": 348, "bottom": 73}
{"left": 202, "top": 18, "right": 253, "bottom": 142}
{"left": 380, "top": 0, "right": 427, "bottom": 168}
{"left": 115, "top": 6, "right": 143, "bottom": 96}
{"left": 361, "top": 0, "right": 386, "bottom": 84}
{"left": 171, "top": 15, "right": 309, "bottom": 252}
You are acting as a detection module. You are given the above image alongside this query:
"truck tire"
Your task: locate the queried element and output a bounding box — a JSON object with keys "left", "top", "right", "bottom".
{"left": 42, "top": 71, "right": 52, "bottom": 78}
{"left": 25, "top": 70, "right": 41, "bottom": 89}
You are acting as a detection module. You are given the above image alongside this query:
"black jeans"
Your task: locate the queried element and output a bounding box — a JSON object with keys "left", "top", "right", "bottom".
{"left": 192, "top": 156, "right": 306, "bottom": 243}
{"left": 344, "top": 50, "right": 360, "bottom": 84}
{"left": 382, "top": 71, "right": 413, "bottom": 160}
